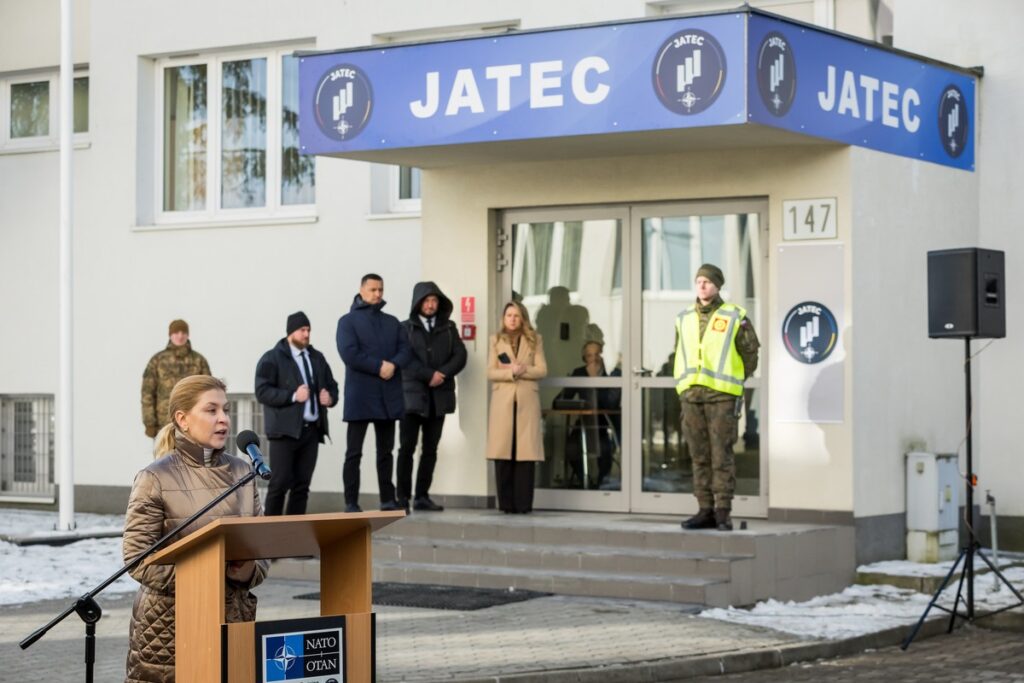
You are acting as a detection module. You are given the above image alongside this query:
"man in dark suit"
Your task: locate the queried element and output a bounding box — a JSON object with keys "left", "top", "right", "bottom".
{"left": 255, "top": 311, "right": 339, "bottom": 516}
{"left": 336, "top": 274, "right": 411, "bottom": 512}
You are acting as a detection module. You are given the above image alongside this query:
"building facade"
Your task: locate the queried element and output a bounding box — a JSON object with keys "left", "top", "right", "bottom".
{"left": 1, "top": 0, "right": 1021, "bottom": 562}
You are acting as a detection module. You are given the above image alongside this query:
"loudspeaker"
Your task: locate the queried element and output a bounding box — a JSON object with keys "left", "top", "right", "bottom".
{"left": 927, "top": 248, "right": 1005, "bottom": 339}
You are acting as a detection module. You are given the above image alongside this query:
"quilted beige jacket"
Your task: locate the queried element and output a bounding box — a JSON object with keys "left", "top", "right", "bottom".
{"left": 122, "top": 434, "right": 269, "bottom": 682}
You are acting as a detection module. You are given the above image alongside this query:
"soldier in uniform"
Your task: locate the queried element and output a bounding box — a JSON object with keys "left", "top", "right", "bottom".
{"left": 673, "top": 264, "right": 759, "bottom": 531}
{"left": 141, "top": 319, "right": 211, "bottom": 440}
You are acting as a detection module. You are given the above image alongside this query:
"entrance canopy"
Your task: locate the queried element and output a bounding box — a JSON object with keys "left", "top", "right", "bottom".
{"left": 298, "top": 9, "right": 977, "bottom": 170}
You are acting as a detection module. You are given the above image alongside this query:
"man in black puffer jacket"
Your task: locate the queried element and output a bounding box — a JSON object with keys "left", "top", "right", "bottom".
{"left": 397, "top": 282, "right": 467, "bottom": 512}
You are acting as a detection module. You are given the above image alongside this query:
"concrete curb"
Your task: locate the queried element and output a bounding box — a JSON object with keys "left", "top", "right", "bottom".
{"left": 445, "top": 618, "right": 951, "bottom": 683}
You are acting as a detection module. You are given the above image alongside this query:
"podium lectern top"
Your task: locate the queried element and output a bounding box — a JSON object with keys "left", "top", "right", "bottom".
{"left": 145, "top": 511, "right": 404, "bottom": 566}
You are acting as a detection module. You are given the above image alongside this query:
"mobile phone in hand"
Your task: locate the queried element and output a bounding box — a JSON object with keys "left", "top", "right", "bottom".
{"left": 498, "top": 352, "right": 512, "bottom": 364}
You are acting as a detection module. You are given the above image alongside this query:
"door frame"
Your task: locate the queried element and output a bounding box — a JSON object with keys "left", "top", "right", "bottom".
{"left": 498, "top": 198, "right": 769, "bottom": 516}
{"left": 627, "top": 198, "right": 769, "bottom": 518}
{"left": 501, "top": 205, "right": 631, "bottom": 512}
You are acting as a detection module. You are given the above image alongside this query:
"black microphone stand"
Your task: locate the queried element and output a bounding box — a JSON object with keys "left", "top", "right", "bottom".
{"left": 20, "top": 469, "right": 258, "bottom": 681}
{"left": 902, "top": 338, "right": 1024, "bottom": 649}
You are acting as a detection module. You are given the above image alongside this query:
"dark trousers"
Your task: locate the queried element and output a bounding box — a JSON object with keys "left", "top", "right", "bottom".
{"left": 344, "top": 420, "right": 397, "bottom": 505}
{"left": 264, "top": 423, "right": 320, "bottom": 516}
{"left": 397, "top": 413, "right": 445, "bottom": 501}
{"left": 494, "top": 402, "right": 535, "bottom": 513}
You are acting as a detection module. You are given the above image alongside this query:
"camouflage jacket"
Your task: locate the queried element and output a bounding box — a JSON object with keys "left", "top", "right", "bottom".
{"left": 682, "top": 296, "right": 760, "bottom": 403}
{"left": 141, "top": 342, "right": 211, "bottom": 432}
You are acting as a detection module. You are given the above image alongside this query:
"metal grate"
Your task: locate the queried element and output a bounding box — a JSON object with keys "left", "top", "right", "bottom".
{"left": 226, "top": 395, "right": 269, "bottom": 490}
{"left": 0, "top": 395, "right": 55, "bottom": 498}
{"left": 295, "top": 582, "right": 549, "bottom": 611}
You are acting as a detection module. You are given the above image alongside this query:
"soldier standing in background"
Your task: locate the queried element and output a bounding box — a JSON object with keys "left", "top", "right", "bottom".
{"left": 673, "top": 265, "right": 759, "bottom": 531}
{"left": 141, "top": 319, "right": 211, "bottom": 439}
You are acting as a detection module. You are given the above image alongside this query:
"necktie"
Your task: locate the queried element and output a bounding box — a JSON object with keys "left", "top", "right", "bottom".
{"left": 428, "top": 317, "right": 434, "bottom": 332}
{"left": 302, "top": 351, "right": 318, "bottom": 420}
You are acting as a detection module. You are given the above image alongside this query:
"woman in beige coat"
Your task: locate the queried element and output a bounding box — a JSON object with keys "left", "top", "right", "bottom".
{"left": 122, "top": 375, "right": 269, "bottom": 683}
{"left": 486, "top": 301, "right": 548, "bottom": 513}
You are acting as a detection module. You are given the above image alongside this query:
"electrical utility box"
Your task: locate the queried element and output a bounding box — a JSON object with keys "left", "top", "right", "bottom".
{"left": 906, "top": 452, "right": 959, "bottom": 562}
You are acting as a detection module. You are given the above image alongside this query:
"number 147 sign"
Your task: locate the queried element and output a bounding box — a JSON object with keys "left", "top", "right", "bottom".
{"left": 782, "top": 198, "right": 837, "bottom": 241}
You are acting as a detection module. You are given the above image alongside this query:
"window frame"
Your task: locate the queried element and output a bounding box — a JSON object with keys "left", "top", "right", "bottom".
{"left": 154, "top": 46, "right": 315, "bottom": 226}
{"left": 0, "top": 69, "right": 89, "bottom": 154}
{"left": 387, "top": 165, "right": 422, "bottom": 214}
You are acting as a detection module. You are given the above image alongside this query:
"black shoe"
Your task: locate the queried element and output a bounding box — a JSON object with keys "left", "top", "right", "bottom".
{"left": 715, "top": 508, "right": 733, "bottom": 531}
{"left": 396, "top": 497, "right": 411, "bottom": 513}
{"left": 681, "top": 508, "right": 716, "bottom": 530}
{"left": 380, "top": 500, "right": 401, "bottom": 511}
{"left": 344, "top": 503, "right": 362, "bottom": 513}
{"left": 413, "top": 497, "right": 444, "bottom": 512}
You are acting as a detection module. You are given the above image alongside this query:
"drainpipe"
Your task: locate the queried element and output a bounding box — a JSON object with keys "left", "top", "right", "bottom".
{"left": 814, "top": 0, "right": 836, "bottom": 30}
{"left": 987, "top": 490, "right": 999, "bottom": 592}
{"left": 57, "top": 0, "right": 75, "bottom": 531}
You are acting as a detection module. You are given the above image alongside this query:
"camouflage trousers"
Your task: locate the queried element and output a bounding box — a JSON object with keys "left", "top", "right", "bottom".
{"left": 680, "top": 400, "right": 738, "bottom": 510}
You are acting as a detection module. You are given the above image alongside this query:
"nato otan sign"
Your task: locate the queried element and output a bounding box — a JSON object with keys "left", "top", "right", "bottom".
{"left": 256, "top": 617, "right": 345, "bottom": 683}
{"left": 300, "top": 10, "right": 976, "bottom": 170}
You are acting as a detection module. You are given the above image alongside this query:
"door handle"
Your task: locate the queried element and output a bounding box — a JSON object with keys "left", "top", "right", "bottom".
{"left": 632, "top": 367, "right": 652, "bottom": 377}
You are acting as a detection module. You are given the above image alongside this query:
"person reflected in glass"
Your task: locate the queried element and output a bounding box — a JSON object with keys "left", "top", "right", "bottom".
{"left": 559, "top": 340, "right": 621, "bottom": 489}
{"left": 486, "top": 302, "right": 547, "bottom": 513}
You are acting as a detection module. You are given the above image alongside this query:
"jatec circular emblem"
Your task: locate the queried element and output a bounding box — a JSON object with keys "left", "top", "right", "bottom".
{"left": 938, "top": 85, "right": 968, "bottom": 158}
{"left": 314, "top": 64, "right": 373, "bottom": 141}
{"left": 781, "top": 301, "right": 838, "bottom": 364}
{"left": 756, "top": 31, "right": 796, "bottom": 117}
{"left": 652, "top": 29, "right": 727, "bottom": 115}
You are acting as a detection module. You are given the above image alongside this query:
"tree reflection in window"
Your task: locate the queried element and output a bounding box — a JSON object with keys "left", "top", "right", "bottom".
{"left": 221, "top": 58, "right": 267, "bottom": 209}
{"left": 281, "top": 55, "right": 315, "bottom": 205}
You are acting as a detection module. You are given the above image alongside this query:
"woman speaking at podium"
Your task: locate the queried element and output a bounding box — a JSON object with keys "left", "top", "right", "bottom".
{"left": 122, "top": 375, "right": 269, "bottom": 682}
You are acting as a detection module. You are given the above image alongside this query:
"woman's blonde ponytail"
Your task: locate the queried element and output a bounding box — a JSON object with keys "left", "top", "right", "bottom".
{"left": 152, "top": 423, "right": 176, "bottom": 458}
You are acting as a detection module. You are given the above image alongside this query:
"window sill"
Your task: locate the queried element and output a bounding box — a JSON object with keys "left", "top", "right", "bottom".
{"left": 0, "top": 140, "right": 91, "bottom": 156}
{"left": 366, "top": 211, "right": 421, "bottom": 221}
{"left": 133, "top": 214, "right": 318, "bottom": 232}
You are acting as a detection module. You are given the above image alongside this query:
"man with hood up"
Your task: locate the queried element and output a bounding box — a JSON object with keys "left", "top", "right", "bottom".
{"left": 336, "top": 274, "right": 412, "bottom": 512}
{"left": 397, "top": 282, "right": 468, "bottom": 512}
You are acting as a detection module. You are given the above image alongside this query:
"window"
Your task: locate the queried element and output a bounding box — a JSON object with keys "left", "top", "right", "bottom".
{"left": 389, "top": 165, "right": 422, "bottom": 213}
{"left": 0, "top": 72, "right": 88, "bottom": 151}
{"left": 0, "top": 395, "right": 55, "bottom": 499}
{"left": 157, "top": 48, "right": 315, "bottom": 223}
{"left": 225, "top": 395, "right": 268, "bottom": 461}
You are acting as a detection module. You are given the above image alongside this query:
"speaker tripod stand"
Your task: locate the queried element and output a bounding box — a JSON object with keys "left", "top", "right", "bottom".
{"left": 901, "top": 338, "right": 1024, "bottom": 649}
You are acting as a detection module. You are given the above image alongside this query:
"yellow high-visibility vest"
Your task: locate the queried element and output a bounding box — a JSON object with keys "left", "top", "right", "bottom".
{"left": 673, "top": 303, "right": 747, "bottom": 396}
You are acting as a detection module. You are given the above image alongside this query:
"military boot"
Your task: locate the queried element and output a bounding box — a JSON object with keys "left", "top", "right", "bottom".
{"left": 715, "top": 508, "right": 733, "bottom": 531}
{"left": 681, "top": 508, "right": 716, "bottom": 530}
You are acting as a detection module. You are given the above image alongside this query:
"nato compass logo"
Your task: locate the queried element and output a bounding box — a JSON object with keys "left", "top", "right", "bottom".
{"left": 756, "top": 31, "right": 796, "bottom": 116}
{"left": 782, "top": 301, "right": 838, "bottom": 364}
{"left": 314, "top": 63, "right": 373, "bottom": 142}
{"left": 938, "top": 85, "right": 968, "bottom": 158}
{"left": 652, "top": 29, "right": 727, "bottom": 115}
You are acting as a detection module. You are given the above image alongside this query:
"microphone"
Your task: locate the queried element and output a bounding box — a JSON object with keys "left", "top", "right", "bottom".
{"left": 236, "top": 430, "right": 272, "bottom": 480}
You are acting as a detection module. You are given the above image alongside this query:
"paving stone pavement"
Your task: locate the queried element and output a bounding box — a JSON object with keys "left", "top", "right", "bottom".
{"left": 684, "top": 625, "right": 1024, "bottom": 683}
{"left": 2, "top": 577, "right": 801, "bottom": 681}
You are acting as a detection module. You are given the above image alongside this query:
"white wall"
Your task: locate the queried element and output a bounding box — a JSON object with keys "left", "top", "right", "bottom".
{"left": 894, "top": 0, "right": 1024, "bottom": 519}
{"left": 849, "top": 147, "right": 978, "bottom": 519}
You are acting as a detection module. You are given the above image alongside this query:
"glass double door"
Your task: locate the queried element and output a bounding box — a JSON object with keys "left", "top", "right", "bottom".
{"left": 501, "top": 200, "right": 766, "bottom": 516}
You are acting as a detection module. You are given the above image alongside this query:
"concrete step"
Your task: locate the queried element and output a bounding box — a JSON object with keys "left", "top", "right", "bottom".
{"left": 270, "top": 510, "right": 856, "bottom": 608}
{"left": 386, "top": 511, "right": 769, "bottom": 556}
{"left": 372, "top": 534, "right": 745, "bottom": 581}
{"left": 371, "top": 559, "right": 730, "bottom": 606}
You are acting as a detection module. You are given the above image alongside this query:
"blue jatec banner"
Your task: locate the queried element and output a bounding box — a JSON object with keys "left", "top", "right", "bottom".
{"left": 746, "top": 14, "right": 975, "bottom": 170}
{"left": 298, "top": 11, "right": 976, "bottom": 170}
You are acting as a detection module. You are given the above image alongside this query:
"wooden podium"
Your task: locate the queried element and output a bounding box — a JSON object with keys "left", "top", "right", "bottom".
{"left": 147, "top": 511, "right": 404, "bottom": 682}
